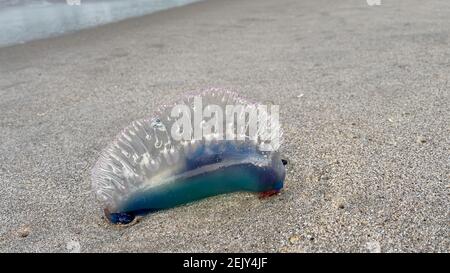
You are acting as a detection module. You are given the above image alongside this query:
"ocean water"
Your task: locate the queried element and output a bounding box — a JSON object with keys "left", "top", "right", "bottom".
{"left": 0, "top": 0, "right": 202, "bottom": 47}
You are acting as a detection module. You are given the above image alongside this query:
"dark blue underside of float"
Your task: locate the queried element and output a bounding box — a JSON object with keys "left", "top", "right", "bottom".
{"left": 108, "top": 162, "right": 283, "bottom": 224}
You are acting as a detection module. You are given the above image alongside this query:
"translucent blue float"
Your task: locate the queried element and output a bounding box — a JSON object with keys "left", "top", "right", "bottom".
{"left": 91, "top": 89, "right": 286, "bottom": 224}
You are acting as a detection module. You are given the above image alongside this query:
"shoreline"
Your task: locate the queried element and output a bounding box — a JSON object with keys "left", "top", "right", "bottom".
{"left": 0, "top": 0, "right": 207, "bottom": 48}
{"left": 1, "top": 0, "right": 449, "bottom": 252}
{"left": 0, "top": 0, "right": 215, "bottom": 51}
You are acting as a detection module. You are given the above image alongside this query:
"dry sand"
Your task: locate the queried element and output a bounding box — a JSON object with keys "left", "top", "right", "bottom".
{"left": 0, "top": 0, "right": 449, "bottom": 252}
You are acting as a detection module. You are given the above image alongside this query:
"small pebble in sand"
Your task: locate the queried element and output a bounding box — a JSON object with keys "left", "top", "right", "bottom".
{"left": 366, "top": 241, "right": 381, "bottom": 253}
{"left": 17, "top": 226, "right": 30, "bottom": 238}
{"left": 320, "top": 175, "right": 330, "bottom": 181}
{"left": 416, "top": 136, "right": 427, "bottom": 144}
{"left": 289, "top": 234, "right": 300, "bottom": 244}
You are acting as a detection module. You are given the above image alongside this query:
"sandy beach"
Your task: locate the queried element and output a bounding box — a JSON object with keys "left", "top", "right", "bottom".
{"left": 0, "top": 0, "right": 449, "bottom": 252}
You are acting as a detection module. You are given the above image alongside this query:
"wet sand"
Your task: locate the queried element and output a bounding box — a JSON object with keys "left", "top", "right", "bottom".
{"left": 0, "top": 0, "right": 449, "bottom": 252}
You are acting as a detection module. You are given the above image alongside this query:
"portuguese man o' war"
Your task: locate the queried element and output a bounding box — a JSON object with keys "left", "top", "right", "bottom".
{"left": 91, "top": 89, "right": 286, "bottom": 224}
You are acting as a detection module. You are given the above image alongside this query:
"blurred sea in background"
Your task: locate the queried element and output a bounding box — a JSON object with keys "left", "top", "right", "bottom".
{"left": 0, "top": 0, "right": 202, "bottom": 47}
